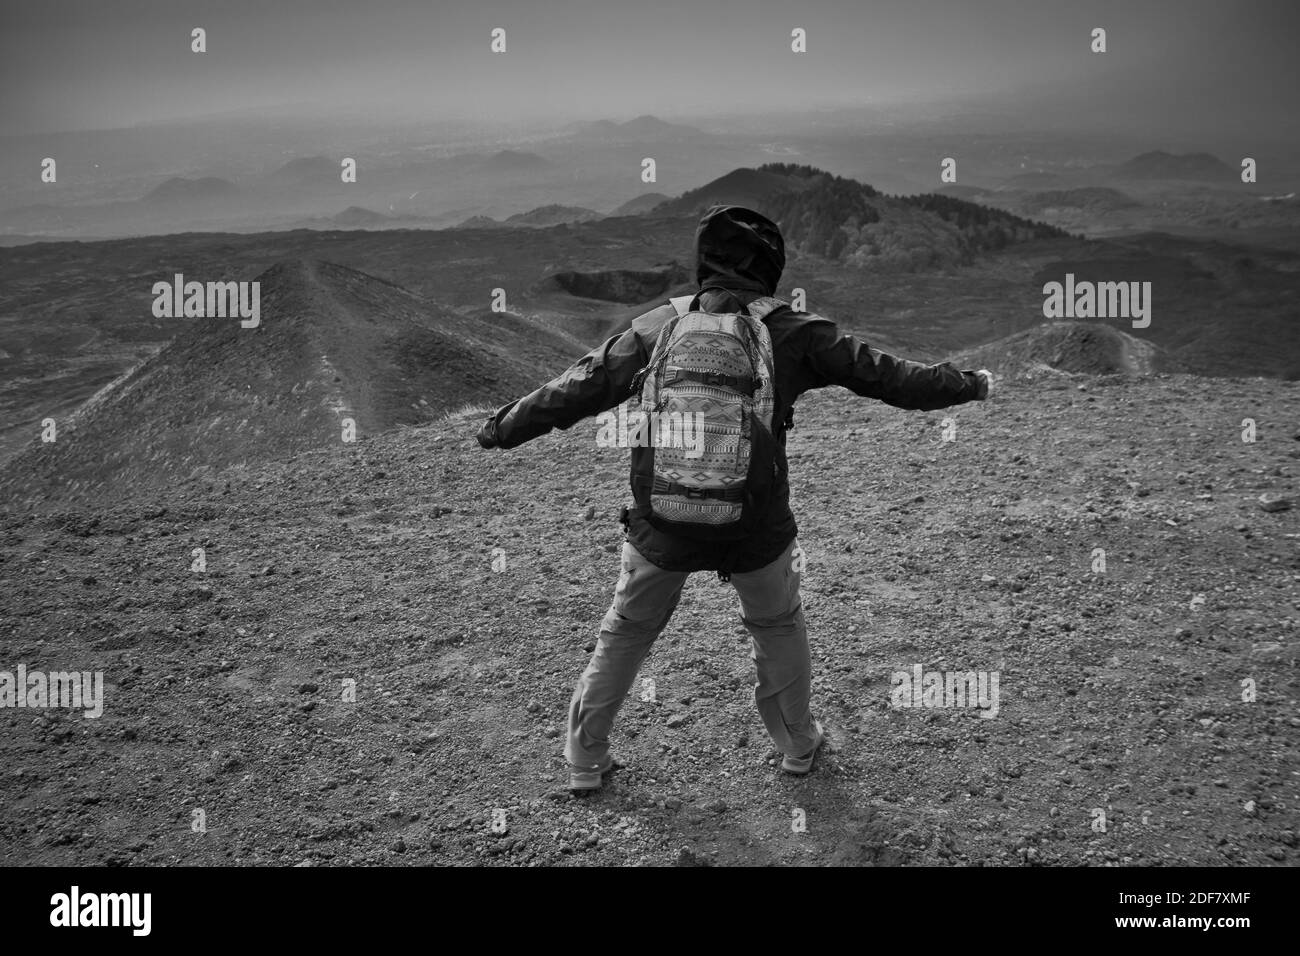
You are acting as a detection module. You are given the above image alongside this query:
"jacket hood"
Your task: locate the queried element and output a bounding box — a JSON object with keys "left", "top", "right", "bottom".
{"left": 694, "top": 204, "right": 785, "bottom": 297}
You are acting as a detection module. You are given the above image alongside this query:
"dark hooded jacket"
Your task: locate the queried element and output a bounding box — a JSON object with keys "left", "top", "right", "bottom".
{"left": 478, "top": 204, "right": 986, "bottom": 574}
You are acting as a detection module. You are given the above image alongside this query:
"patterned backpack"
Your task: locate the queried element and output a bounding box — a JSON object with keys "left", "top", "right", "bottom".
{"left": 629, "top": 292, "right": 785, "bottom": 540}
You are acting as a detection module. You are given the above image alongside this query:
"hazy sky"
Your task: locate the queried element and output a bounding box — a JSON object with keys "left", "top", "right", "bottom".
{"left": 2, "top": 0, "right": 1297, "bottom": 137}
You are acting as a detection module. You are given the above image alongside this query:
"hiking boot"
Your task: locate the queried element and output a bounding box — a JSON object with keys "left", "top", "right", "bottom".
{"left": 780, "top": 721, "right": 825, "bottom": 776}
{"left": 568, "top": 756, "right": 622, "bottom": 792}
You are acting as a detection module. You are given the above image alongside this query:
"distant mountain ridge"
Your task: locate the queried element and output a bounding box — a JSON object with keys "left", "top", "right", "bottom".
{"left": 1116, "top": 151, "right": 1235, "bottom": 182}
{"left": 332, "top": 206, "right": 389, "bottom": 226}
{"left": 267, "top": 156, "right": 339, "bottom": 185}
{"left": 609, "top": 192, "right": 671, "bottom": 216}
{"left": 505, "top": 205, "right": 603, "bottom": 226}
{"left": 566, "top": 115, "right": 703, "bottom": 141}
{"left": 646, "top": 163, "right": 1068, "bottom": 270}
{"left": 454, "top": 215, "right": 508, "bottom": 229}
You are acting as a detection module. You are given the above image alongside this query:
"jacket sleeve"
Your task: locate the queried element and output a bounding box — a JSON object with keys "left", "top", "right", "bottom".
{"left": 489, "top": 327, "right": 647, "bottom": 449}
{"left": 797, "top": 318, "right": 982, "bottom": 411}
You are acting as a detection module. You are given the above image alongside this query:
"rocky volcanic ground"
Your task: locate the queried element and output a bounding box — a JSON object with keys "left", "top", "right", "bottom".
{"left": 1, "top": 374, "right": 1297, "bottom": 866}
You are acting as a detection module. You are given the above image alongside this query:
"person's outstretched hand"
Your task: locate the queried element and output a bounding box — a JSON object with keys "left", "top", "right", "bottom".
{"left": 974, "top": 369, "right": 994, "bottom": 400}
{"left": 476, "top": 416, "right": 500, "bottom": 449}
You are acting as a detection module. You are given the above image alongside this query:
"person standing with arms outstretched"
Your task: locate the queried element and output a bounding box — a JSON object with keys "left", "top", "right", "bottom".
{"left": 477, "top": 205, "right": 992, "bottom": 790}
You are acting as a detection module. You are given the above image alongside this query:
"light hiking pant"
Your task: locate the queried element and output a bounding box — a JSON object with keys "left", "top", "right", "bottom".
{"left": 565, "top": 536, "right": 816, "bottom": 771}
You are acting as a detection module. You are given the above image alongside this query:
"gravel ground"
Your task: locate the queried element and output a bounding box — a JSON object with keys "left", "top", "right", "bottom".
{"left": 1, "top": 374, "right": 1297, "bottom": 866}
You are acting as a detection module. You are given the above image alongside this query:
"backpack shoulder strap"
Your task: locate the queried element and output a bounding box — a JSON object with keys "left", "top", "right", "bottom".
{"left": 668, "top": 294, "right": 695, "bottom": 317}
{"left": 745, "top": 296, "right": 788, "bottom": 320}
